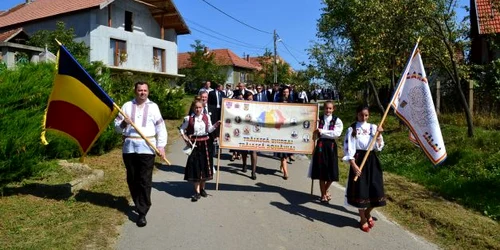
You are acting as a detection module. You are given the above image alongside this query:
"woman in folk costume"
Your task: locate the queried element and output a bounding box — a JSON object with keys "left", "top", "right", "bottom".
{"left": 343, "top": 105, "right": 385, "bottom": 232}
{"left": 180, "top": 100, "right": 220, "bottom": 202}
{"left": 310, "top": 100, "right": 343, "bottom": 203}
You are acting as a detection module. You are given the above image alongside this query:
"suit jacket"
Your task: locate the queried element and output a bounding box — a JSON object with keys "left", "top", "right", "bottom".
{"left": 207, "top": 89, "right": 225, "bottom": 107}
{"left": 232, "top": 89, "right": 246, "bottom": 99}
{"left": 254, "top": 91, "right": 268, "bottom": 102}
{"left": 270, "top": 90, "right": 281, "bottom": 102}
{"left": 207, "top": 90, "right": 225, "bottom": 124}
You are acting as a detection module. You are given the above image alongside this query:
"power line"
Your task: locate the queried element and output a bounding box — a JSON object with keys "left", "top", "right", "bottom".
{"left": 182, "top": 35, "right": 265, "bottom": 55}
{"left": 200, "top": 0, "right": 273, "bottom": 35}
{"left": 190, "top": 26, "right": 265, "bottom": 50}
{"left": 185, "top": 18, "right": 268, "bottom": 49}
{"left": 278, "top": 35, "right": 304, "bottom": 65}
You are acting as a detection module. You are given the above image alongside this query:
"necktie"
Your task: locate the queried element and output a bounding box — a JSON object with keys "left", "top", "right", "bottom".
{"left": 257, "top": 93, "right": 261, "bottom": 102}
{"left": 204, "top": 107, "right": 208, "bottom": 114}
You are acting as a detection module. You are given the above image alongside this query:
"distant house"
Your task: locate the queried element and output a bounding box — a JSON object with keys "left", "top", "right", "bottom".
{"left": 0, "top": 0, "right": 190, "bottom": 77}
{"left": 0, "top": 28, "right": 46, "bottom": 68}
{"left": 470, "top": 0, "right": 500, "bottom": 64}
{"left": 178, "top": 48, "right": 258, "bottom": 86}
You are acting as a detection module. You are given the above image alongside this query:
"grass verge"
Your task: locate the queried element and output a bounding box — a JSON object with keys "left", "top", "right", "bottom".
{"left": 0, "top": 96, "right": 192, "bottom": 249}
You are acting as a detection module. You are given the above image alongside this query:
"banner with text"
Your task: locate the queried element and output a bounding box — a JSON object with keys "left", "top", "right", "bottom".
{"left": 219, "top": 99, "right": 318, "bottom": 154}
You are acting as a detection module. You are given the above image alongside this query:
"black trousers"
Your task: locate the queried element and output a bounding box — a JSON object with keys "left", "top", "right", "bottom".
{"left": 123, "top": 153, "right": 155, "bottom": 216}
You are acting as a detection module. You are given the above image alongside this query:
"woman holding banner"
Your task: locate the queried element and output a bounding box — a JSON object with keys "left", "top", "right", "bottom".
{"left": 343, "top": 106, "right": 385, "bottom": 232}
{"left": 310, "top": 101, "right": 343, "bottom": 203}
{"left": 180, "top": 100, "right": 220, "bottom": 202}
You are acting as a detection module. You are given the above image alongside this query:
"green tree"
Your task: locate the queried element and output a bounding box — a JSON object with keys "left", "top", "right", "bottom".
{"left": 27, "top": 21, "right": 89, "bottom": 63}
{"left": 178, "top": 40, "right": 226, "bottom": 93}
{"left": 251, "top": 49, "right": 294, "bottom": 85}
{"left": 311, "top": 0, "right": 474, "bottom": 136}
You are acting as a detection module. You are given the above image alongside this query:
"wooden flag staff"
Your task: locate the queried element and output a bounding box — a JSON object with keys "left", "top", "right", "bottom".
{"left": 113, "top": 103, "right": 171, "bottom": 165}
{"left": 354, "top": 39, "right": 420, "bottom": 181}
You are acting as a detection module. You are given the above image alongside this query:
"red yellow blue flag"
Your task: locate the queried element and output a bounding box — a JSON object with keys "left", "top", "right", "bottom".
{"left": 41, "top": 45, "right": 118, "bottom": 157}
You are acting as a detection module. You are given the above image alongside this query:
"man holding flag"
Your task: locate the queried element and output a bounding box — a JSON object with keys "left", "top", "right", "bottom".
{"left": 115, "top": 81, "right": 167, "bottom": 227}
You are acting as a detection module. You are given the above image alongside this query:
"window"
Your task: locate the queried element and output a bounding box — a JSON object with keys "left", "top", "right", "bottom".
{"left": 125, "top": 11, "right": 133, "bottom": 32}
{"left": 153, "top": 47, "right": 165, "bottom": 72}
{"left": 110, "top": 39, "right": 127, "bottom": 66}
{"left": 240, "top": 72, "right": 246, "bottom": 82}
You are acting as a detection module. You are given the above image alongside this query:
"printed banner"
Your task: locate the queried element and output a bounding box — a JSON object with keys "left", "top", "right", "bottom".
{"left": 219, "top": 99, "right": 318, "bottom": 154}
{"left": 390, "top": 52, "right": 447, "bottom": 165}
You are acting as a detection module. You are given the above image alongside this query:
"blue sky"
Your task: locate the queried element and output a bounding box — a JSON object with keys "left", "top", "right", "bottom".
{"left": 0, "top": 0, "right": 469, "bottom": 70}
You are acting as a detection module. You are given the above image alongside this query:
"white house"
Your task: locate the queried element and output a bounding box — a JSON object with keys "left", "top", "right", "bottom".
{"left": 0, "top": 0, "right": 189, "bottom": 77}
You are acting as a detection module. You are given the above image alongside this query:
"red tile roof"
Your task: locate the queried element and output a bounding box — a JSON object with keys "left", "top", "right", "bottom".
{"left": 0, "top": 0, "right": 190, "bottom": 34}
{"left": 0, "top": 28, "right": 24, "bottom": 42}
{"left": 476, "top": 0, "right": 500, "bottom": 34}
{"left": 0, "top": 0, "right": 103, "bottom": 28}
{"left": 247, "top": 56, "right": 263, "bottom": 70}
{"left": 178, "top": 49, "right": 258, "bottom": 70}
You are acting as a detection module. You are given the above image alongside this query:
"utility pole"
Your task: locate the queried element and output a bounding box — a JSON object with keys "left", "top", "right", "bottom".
{"left": 273, "top": 29, "right": 278, "bottom": 84}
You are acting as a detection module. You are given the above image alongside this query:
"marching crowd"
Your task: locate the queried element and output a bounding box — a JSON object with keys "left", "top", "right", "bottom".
{"left": 114, "top": 80, "right": 385, "bottom": 233}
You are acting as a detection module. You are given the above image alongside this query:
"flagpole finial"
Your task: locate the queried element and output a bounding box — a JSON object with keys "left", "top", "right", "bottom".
{"left": 55, "top": 39, "right": 62, "bottom": 46}
{"left": 417, "top": 37, "right": 422, "bottom": 43}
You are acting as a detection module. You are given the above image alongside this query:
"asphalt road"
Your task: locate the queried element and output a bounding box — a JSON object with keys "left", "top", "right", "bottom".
{"left": 116, "top": 139, "right": 438, "bottom": 250}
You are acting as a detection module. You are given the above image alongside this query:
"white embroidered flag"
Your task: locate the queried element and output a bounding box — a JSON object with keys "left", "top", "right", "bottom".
{"left": 391, "top": 52, "right": 447, "bottom": 165}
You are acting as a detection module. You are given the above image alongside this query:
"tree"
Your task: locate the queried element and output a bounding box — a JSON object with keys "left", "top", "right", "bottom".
{"left": 311, "top": 0, "right": 474, "bottom": 136}
{"left": 27, "top": 21, "right": 89, "bottom": 63}
{"left": 250, "top": 49, "right": 294, "bottom": 85}
{"left": 178, "top": 40, "right": 226, "bottom": 93}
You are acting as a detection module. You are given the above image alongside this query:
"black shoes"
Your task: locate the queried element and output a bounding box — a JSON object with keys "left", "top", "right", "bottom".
{"left": 242, "top": 165, "right": 247, "bottom": 173}
{"left": 200, "top": 189, "right": 208, "bottom": 197}
{"left": 191, "top": 193, "right": 201, "bottom": 202}
{"left": 136, "top": 214, "right": 147, "bottom": 227}
{"left": 251, "top": 172, "right": 257, "bottom": 180}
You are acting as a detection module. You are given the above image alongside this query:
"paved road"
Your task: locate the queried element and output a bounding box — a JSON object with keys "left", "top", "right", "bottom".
{"left": 116, "top": 139, "right": 437, "bottom": 250}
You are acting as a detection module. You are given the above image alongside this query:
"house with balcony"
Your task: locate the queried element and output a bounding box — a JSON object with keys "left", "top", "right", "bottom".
{"left": 178, "top": 48, "right": 258, "bottom": 87}
{"left": 0, "top": 0, "right": 190, "bottom": 76}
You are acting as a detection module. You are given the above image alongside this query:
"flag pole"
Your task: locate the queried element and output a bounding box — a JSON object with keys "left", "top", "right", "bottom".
{"left": 113, "top": 103, "right": 171, "bottom": 165}
{"left": 354, "top": 39, "right": 420, "bottom": 182}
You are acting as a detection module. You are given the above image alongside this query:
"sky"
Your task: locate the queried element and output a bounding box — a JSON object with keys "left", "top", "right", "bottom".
{"left": 0, "top": 0, "right": 470, "bottom": 71}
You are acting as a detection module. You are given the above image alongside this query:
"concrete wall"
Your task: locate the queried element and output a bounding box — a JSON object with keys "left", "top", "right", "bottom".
{"left": 13, "top": 0, "right": 180, "bottom": 74}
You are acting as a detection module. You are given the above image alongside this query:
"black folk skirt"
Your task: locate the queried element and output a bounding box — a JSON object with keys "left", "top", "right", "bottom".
{"left": 184, "top": 139, "right": 214, "bottom": 182}
{"left": 310, "top": 138, "right": 339, "bottom": 181}
{"left": 345, "top": 150, "right": 386, "bottom": 208}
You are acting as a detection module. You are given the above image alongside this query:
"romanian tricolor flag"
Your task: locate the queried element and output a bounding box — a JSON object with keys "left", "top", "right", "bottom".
{"left": 41, "top": 45, "right": 118, "bottom": 157}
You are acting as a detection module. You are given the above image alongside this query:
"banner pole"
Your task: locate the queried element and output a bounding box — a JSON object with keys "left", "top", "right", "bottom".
{"left": 216, "top": 147, "right": 221, "bottom": 190}
{"left": 354, "top": 39, "right": 420, "bottom": 181}
{"left": 113, "top": 103, "right": 171, "bottom": 165}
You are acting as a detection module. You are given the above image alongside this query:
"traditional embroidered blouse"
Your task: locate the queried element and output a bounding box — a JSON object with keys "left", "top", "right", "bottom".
{"left": 318, "top": 114, "right": 344, "bottom": 140}
{"left": 342, "top": 122, "right": 384, "bottom": 161}
{"left": 179, "top": 114, "right": 217, "bottom": 136}
{"left": 114, "top": 98, "right": 168, "bottom": 154}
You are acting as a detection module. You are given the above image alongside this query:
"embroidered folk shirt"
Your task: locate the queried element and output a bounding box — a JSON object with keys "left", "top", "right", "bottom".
{"left": 114, "top": 98, "right": 167, "bottom": 155}
{"left": 342, "top": 121, "right": 384, "bottom": 162}
{"left": 318, "top": 114, "right": 344, "bottom": 140}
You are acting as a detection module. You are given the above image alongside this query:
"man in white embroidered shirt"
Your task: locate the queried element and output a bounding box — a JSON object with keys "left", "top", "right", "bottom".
{"left": 114, "top": 81, "right": 167, "bottom": 227}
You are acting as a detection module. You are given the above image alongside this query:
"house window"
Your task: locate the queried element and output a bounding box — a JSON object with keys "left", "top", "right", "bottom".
{"left": 153, "top": 47, "right": 165, "bottom": 72}
{"left": 240, "top": 72, "right": 246, "bottom": 82}
{"left": 110, "top": 39, "right": 127, "bottom": 66}
{"left": 125, "top": 11, "right": 133, "bottom": 32}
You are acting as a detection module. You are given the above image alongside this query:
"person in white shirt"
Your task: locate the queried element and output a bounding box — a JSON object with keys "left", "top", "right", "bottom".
{"left": 309, "top": 101, "right": 343, "bottom": 203}
{"left": 114, "top": 81, "right": 167, "bottom": 227}
{"left": 198, "top": 80, "right": 213, "bottom": 95}
{"left": 180, "top": 100, "right": 220, "bottom": 202}
{"left": 298, "top": 88, "right": 309, "bottom": 103}
{"left": 343, "top": 105, "right": 385, "bottom": 233}
{"left": 223, "top": 84, "right": 234, "bottom": 99}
